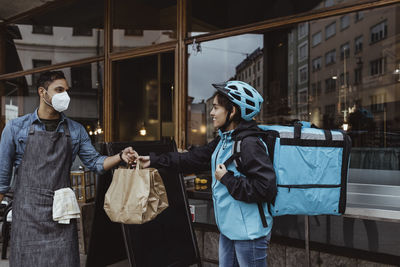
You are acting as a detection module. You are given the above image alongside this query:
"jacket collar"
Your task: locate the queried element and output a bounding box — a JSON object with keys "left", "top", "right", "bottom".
{"left": 31, "top": 108, "right": 66, "bottom": 125}
{"left": 218, "top": 120, "right": 259, "bottom": 139}
{"left": 231, "top": 120, "right": 259, "bottom": 138}
{"left": 218, "top": 129, "right": 234, "bottom": 139}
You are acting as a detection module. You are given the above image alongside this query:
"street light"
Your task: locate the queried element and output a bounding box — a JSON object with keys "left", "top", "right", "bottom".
{"left": 393, "top": 64, "right": 400, "bottom": 82}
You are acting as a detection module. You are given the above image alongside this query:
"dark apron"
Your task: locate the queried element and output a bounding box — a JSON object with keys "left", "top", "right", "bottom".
{"left": 10, "top": 122, "right": 80, "bottom": 267}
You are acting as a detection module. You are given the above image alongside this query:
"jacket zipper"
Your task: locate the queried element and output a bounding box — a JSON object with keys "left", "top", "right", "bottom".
{"left": 213, "top": 137, "right": 224, "bottom": 189}
{"left": 278, "top": 184, "right": 341, "bottom": 192}
{"left": 212, "top": 135, "right": 226, "bottom": 228}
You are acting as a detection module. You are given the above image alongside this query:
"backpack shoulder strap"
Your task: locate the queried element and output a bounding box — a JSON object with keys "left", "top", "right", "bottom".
{"left": 222, "top": 128, "right": 279, "bottom": 225}
{"left": 223, "top": 129, "right": 278, "bottom": 172}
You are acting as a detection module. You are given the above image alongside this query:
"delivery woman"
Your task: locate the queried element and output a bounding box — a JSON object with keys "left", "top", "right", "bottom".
{"left": 139, "top": 81, "right": 276, "bottom": 266}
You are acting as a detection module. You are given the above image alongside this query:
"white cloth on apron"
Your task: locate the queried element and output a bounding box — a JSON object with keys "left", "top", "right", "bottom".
{"left": 53, "top": 188, "right": 81, "bottom": 224}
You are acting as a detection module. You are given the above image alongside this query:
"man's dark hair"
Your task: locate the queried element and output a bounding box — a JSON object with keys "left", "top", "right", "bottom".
{"left": 213, "top": 92, "right": 243, "bottom": 123}
{"left": 36, "top": 71, "right": 66, "bottom": 90}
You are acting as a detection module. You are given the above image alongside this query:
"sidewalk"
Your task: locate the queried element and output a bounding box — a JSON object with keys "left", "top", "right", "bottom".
{"left": 0, "top": 254, "right": 89, "bottom": 267}
{"left": 0, "top": 255, "right": 130, "bottom": 267}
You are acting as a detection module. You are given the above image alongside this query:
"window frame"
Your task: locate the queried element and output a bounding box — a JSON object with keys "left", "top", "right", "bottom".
{"left": 325, "top": 21, "right": 336, "bottom": 40}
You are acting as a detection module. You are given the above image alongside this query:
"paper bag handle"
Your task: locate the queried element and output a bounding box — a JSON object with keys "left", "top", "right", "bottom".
{"left": 135, "top": 160, "right": 143, "bottom": 170}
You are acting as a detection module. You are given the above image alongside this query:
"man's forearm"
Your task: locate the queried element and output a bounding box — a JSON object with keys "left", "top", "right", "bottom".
{"left": 0, "top": 193, "right": 4, "bottom": 203}
{"left": 103, "top": 154, "right": 122, "bottom": 171}
{"left": 102, "top": 147, "right": 137, "bottom": 171}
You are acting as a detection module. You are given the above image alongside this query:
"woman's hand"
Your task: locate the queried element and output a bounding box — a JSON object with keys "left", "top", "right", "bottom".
{"left": 138, "top": 156, "right": 151, "bottom": 168}
{"left": 215, "top": 164, "right": 227, "bottom": 181}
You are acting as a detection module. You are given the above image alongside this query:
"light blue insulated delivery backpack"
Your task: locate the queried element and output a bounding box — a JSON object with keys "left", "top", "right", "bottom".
{"left": 227, "top": 121, "right": 352, "bottom": 218}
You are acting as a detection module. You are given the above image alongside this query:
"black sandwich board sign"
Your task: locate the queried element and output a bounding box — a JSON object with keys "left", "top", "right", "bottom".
{"left": 86, "top": 139, "right": 201, "bottom": 267}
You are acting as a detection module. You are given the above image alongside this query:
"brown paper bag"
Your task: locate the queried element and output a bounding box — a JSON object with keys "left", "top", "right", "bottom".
{"left": 104, "top": 163, "right": 169, "bottom": 224}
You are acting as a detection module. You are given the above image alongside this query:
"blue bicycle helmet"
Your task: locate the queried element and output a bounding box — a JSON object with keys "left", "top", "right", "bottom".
{"left": 212, "top": 81, "right": 263, "bottom": 121}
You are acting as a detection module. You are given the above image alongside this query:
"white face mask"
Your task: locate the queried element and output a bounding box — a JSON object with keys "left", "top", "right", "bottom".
{"left": 44, "top": 90, "right": 70, "bottom": 112}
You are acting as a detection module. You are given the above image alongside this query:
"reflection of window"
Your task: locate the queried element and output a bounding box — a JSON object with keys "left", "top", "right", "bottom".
{"left": 355, "top": 11, "right": 364, "bottom": 22}
{"left": 370, "top": 57, "right": 386, "bottom": 76}
{"left": 325, "top": 49, "right": 336, "bottom": 65}
{"left": 73, "top": 27, "right": 93, "bottom": 36}
{"left": 370, "top": 21, "right": 387, "bottom": 43}
{"left": 71, "top": 65, "right": 92, "bottom": 90}
{"left": 340, "top": 42, "right": 350, "bottom": 60}
{"left": 340, "top": 15, "right": 350, "bottom": 30}
{"left": 370, "top": 94, "right": 386, "bottom": 112}
{"left": 298, "top": 22, "right": 308, "bottom": 40}
{"left": 325, "top": 22, "right": 336, "bottom": 39}
{"left": 299, "top": 90, "right": 308, "bottom": 104}
{"left": 298, "top": 41, "right": 308, "bottom": 62}
{"left": 113, "top": 0, "right": 176, "bottom": 52}
{"left": 257, "top": 77, "right": 260, "bottom": 87}
{"left": 32, "top": 25, "right": 53, "bottom": 35}
{"left": 317, "top": 81, "right": 322, "bottom": 96}
{"left": 312, "top": 31, "right": 322, "bottom": 47}
{"left": 257, "top": 61, "right": 261, "bottom": 71}
{"left": 354, "top": 35, "right": 363, "bottom": 54}
{"left": 312, "top": 57, "right": 322, "bottom": 72}
{"left": 325, "top": 78, "right": 336, "bottom": 93}
{"left": 125, "top": 29, "right": 144, "bottom": 36}
{"left": 311, "top": 83, "right": 317, "bottom": 97}
{"left": 354, "top": 68, "right": 362, "bottom": 84}
{"left": 32, "top": 59, "right": 52, "bottom": 87}
{"left": 298, "top": 65, "right": 308, "bottom": 84}
{"left": 325, "top": 104, "right": 336, "bottom": 115}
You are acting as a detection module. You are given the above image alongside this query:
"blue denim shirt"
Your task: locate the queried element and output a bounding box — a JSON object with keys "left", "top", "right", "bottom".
{"left": 0, "top": 109, "right": 107, "bottom": 194}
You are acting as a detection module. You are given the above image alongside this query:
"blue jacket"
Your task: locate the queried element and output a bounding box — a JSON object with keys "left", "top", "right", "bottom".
{"left": 0, "top": 109, "right": 107, "bottom": 193}
{"left": 150, "top": 120, "right": 276, "bottom": 240}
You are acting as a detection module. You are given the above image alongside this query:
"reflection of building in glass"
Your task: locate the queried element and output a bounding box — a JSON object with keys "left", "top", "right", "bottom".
{"left": 288, "top": 22, "right": 310, "bottom": 121}
{"left": 187, "top": 96, "right": 207, "bottom": 146}
{"left": 5, "top": 25, "right": 103, "bottom": 136}
{"left": 6, "top": 24, "right": 175, "bottom": 138}
{"left": 261, "top": 30, "right": 291, "bottom": 123}
{"left": 13, "top": 25, "right": 103, "bottom": 72}
{"left": 206, "top": 95, "right": 215, "bottom": 143}
{"left": 309, "top": 4, "right": 400, "bottom": 147}
{"left": 235, "top": 47, "right": 264, "bottom": 121}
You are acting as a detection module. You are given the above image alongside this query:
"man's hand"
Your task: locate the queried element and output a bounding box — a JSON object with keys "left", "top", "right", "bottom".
{"left": 103, "top": 146, "right": 138, "bottom": 171}
{"left": 138, "top": 156, "right": 151, "bottom": 168}
{"left": 215, "top": 164, "right": 227, "bottom": 181}
{"left": 121, "top": 147, "right": 138, "bottom": 164}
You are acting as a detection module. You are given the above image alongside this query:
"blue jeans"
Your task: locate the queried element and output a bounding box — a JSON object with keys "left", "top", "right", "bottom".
{"left": 219, "top": 233, "right": 271, "bottom": 267}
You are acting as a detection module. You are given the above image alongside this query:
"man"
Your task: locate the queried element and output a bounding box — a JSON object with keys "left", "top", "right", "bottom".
{"left": 0, "top": 71, "right": 137, "bottom": 266}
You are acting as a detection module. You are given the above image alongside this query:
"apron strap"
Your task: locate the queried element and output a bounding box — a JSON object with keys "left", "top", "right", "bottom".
{"left": 29, "top": 124, "right": 35, "bottom": 135}
{"left": 29, "top": 119, "right": 71, "bottom": 137}
{"left": 63, "top": 120, "right": 71, "bottom": 137}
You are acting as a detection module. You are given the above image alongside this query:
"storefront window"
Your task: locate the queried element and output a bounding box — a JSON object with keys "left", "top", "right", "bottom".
{"left": 187, "top": 3, "right": 400, "bottom": 211}
{"left": 0, "top": 0, "right": 104, "bottom": 75}
{"left": 112, "top": 0, "right": 177, "bottom": 53}
{"left": 112, "top": 52, "right": 174, "bottom": 141}
{"left": 0, "top": 62, "right": 104, "bottom": 142}
{"left": 187, "top": 3, "right": 400, "bottom": 256}
{"left": 187, "top": 0, "right": 324, "bottom": 36}
{"left": 186, "top": 0, "right": 369, "bottom": 36}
